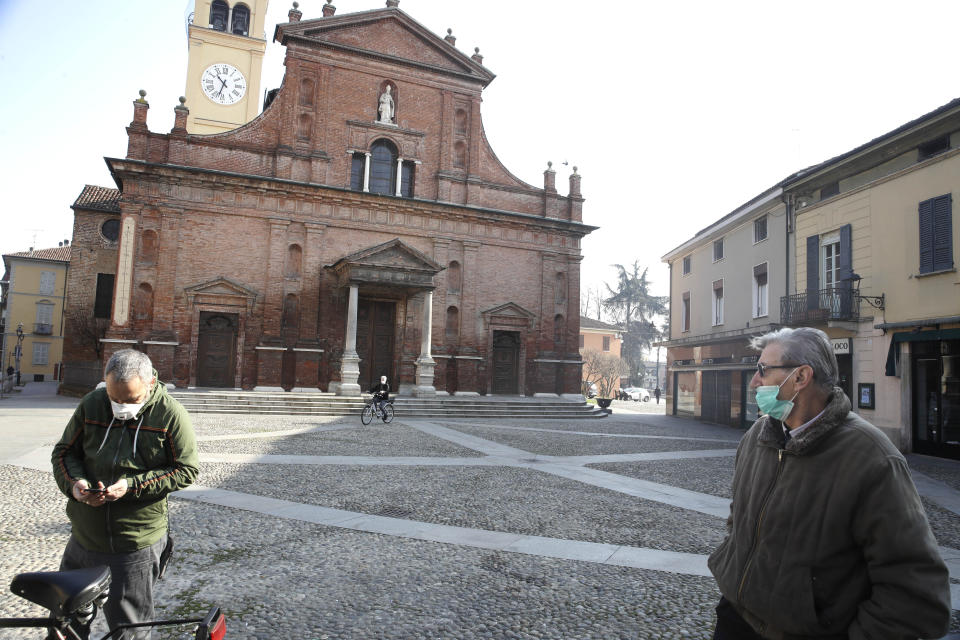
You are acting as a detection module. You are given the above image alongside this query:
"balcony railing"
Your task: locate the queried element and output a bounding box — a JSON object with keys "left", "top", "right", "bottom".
{"left": 33, "top": 323, "right": 53, "bottom": 335}
{"left": 780, "top": 287, "right": 861, "bottom": 325}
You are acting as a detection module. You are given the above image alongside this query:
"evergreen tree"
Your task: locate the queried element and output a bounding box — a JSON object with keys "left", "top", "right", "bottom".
{"left": 603, "top": 261, "right": 668, "bottom": 384}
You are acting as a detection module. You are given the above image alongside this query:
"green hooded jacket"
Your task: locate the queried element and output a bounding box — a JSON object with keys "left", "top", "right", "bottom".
{"left": 51, "top": 372, "right": 199, "bottom": 553}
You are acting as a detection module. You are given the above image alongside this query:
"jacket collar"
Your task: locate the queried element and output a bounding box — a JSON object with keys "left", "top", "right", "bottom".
{"left": 757, "top": 387, "right": 851, "bottom": 454}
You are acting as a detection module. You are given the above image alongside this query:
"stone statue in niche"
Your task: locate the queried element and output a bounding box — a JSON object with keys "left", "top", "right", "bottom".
{"left": 378, "top": 86, "right": 395, "bottom": 124}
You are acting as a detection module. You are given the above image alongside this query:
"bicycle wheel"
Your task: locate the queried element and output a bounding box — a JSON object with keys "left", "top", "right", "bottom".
{"left": 381, "top": 403, "right": 395, "bottom": 423}
{"left": 361, "top": 404, "right": 374, "bottom": 425}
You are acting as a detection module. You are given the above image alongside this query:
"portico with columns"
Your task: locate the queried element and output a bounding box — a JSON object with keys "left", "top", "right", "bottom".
{"left": 325, "top": 239, "right": 444, "bottom": 397}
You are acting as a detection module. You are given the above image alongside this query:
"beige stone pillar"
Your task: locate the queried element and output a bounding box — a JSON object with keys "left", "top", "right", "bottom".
{"left": 414, "top": 290, "right": 436, "bottom": 396}
{"left": 338, "top": 284, "right": 361, "bottom": 395}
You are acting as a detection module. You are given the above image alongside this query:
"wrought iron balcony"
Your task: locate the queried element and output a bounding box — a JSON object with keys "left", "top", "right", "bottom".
{"left": 33, "top": 322, "right": 53, "bottom": 335}
{"left": 780, "top": 288, "right": 861, "bottom": 325}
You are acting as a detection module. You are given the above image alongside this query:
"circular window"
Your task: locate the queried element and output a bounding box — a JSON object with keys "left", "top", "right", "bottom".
{"left": 101, "top": 219, "right": 120, "bottom": 242}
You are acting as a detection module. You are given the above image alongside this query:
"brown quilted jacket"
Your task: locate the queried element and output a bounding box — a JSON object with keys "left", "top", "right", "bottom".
{"left": 708, "top": 388, "right": 950, "bottom": 639}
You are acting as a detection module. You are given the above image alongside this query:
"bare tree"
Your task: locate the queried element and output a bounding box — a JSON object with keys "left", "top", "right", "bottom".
{"left": 581, "top": 349, "right": 629, "bottom": 398}
{"left": 579, "top": 285, "right": 604, "bottom": 320}
{"left": 66, "top": 308, "right": 110, "bottom": 360}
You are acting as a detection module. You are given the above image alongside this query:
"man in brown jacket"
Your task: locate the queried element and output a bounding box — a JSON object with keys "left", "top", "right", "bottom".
{"left": 708, "top": 327, "right": 950, "bottom": 639}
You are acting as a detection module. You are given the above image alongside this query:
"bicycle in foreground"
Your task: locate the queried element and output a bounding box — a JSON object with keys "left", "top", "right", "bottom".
{"left": 361, "top": 394, "right": 395, "bottom": 425}
{"left": 0, "top": 565, "right": 225, "bottom": 639}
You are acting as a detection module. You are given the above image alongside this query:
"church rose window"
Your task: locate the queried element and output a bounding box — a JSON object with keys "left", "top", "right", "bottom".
{"left": 101, "top": 219, "right": 120, "bottom": 242}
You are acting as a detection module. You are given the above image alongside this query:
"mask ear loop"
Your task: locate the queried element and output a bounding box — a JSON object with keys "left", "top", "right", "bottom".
{"left": 97, "top": 417, "right": 116, "bottom": 454}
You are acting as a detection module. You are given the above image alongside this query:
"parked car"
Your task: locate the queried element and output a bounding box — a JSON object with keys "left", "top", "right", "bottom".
{"left": 621, "top": 386, "right": 651, "bottom": 402}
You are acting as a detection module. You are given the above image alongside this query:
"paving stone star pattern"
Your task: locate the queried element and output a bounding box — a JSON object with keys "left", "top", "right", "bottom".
{"left": 2, "top": 406, "right": 958, "bottom": 639}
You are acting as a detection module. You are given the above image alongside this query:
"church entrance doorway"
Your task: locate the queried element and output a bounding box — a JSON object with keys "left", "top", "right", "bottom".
{"left": 492, "top": 330, "right": 520, "bottom": 394}
{"left": 357, "top": 299, "right": 396, "bottom": 390}
{"left": 197, "top": 312, "right": 237, "bottom": 388}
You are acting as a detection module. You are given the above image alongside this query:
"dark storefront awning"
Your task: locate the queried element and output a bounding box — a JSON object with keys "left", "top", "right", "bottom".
{"left": 885, "top": 328, "right": 960, "bottom": 376}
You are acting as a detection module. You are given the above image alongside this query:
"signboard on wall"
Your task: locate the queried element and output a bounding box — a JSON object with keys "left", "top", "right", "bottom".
{"left": 832, "top": 338, "right": 850, "bottom": 354}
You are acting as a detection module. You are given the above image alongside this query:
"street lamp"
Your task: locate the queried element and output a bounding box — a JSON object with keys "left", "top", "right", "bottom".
{"left": 15, "top": 322, "right": 24, "bottom": 386}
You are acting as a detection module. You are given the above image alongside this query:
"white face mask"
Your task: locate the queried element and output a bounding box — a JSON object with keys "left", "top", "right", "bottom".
{"left": 111, "top": 400, "right": 145, "bottom": 421}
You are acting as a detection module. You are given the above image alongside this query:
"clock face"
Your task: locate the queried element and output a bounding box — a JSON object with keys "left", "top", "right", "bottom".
{"left": 201, "top": 63, "right": 247, "bottom": 105}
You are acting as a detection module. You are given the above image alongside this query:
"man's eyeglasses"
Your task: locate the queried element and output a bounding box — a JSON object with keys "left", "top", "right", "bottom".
{"left": 755, "top": 362, "right": 800, "bottom": 378}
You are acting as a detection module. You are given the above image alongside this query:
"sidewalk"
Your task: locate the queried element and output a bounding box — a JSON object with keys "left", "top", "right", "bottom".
{"left": 0, "top": 381, "right": 77, "bottom": 464}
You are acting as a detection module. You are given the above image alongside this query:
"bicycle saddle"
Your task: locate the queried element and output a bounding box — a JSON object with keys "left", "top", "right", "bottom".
{"left": 10, "top": 566, "right": 111, "bottom": 617}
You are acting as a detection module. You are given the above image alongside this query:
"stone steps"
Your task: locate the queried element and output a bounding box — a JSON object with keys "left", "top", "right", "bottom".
{"left": 169, "top": 390, "right": 603, "bottom": 418}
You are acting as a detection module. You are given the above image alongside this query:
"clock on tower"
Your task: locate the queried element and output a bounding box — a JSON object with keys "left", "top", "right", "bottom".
{"left": 184, "top": 0, "right": 270, "bottom": 134}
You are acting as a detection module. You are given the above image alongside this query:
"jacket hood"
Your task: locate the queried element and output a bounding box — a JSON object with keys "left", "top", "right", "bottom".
{"left": 757, "top": 386, "right": 851, "bottom": 455}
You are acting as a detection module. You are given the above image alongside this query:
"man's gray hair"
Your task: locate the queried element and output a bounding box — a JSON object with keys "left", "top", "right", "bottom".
{"left": 104, "top": 349, "right": 154, "bottom": 384}
{"left": 749, "top": 327, "right": 838, "bottom": 391}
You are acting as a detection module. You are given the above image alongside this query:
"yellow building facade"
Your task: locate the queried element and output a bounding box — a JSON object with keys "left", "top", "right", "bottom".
{"left": 786, "top": 99, "right": 960, "bottom": 458}
{"left": 185, "top": 0, "right": 270, "bottom": 134}
{"left": 1, "top": 246, "right": 72, "bottom": 383}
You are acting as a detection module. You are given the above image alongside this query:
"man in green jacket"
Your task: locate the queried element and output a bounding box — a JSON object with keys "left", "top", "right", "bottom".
{"left": 709, "top": 327, "right": 950, "bottom": 640}
{"left": 51, "top": 349, "right": 198, "bottom": 639}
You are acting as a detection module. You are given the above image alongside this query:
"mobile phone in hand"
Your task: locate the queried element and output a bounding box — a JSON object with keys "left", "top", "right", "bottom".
{"left": 83, "top": 487, "right": 106, "bottom": 494}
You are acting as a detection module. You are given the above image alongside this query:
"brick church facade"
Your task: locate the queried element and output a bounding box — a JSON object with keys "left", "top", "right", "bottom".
{"left": 63, "top": 1, "right": 592, "bottom": 396}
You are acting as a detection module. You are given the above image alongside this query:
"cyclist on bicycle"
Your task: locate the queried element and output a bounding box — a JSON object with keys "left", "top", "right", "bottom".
{"left": 369, "top": 375, "right": 390, "bottom": 419}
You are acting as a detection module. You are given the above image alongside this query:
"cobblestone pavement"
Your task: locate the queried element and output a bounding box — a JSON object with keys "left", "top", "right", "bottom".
{"left": 2, "top": 402, "right": 958, "bottom": 639}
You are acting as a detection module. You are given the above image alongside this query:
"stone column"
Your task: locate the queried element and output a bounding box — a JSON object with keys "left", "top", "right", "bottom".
{"left": 337, "top": 284, "right": 361, "bottom": 395}
{"left": 362, "top": 153, "right": 371, "bottom": 192}
{"left": 395, "top": 157, "right": 403, "bottom": 196}
{"left": 414, "top": 290, "right": 437, "bottom": 396}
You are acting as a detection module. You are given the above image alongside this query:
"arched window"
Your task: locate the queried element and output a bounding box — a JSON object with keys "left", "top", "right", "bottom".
{"left": 209, "top": 0, "right": 229, "bottom": 31}
{"left": 554, "top": 314, "right": 564, "bottom": 345}
{"left": 455, "top": 109, "right": 468, "bottom": 136}
{"left": 369, "top": 139, "right": 398, "bottom": 195}
{"left": 447, "top": 261, "right": 461, "bottom": 293}
{"left": 446, "top": 306, "right": 460, "bottom": 344}
{"left": 285, "top": 244, "right": 302, "bottom": 278}
{"left": 231, "top": 3, "right": 250, "bottom": 35}
{"left": 141, "top": 230, "right": 158, "bottom": 265}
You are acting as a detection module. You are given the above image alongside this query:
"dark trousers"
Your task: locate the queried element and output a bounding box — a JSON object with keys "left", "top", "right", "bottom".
{"left": 714, "top": 597, "right": 765, "bottom": 640}
{"left": 54, "top": 534, "right": 166, "bottom": 640}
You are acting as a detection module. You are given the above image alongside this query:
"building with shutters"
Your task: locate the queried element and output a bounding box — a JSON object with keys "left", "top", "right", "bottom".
{"left": 662, "top": 97, "right": 960, "bottom": 459}
{"left": 1, "top": 246, "right": 72, "bottom": 383}
{"left": 660, "top": 184, "right": 790, "bottom": 427}
{"left": 61, "top": 1, "right": 593, "bottom": 396}
{"left": 783, "top": 98, "right": 960, "bottom": 459}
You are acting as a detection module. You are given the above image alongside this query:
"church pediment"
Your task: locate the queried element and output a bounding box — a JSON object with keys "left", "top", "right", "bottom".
{"left": 327, "top": 238, "right": 443, "bottom": 290}
{"left": 482, "top": 302, "right": 537, "bottom": 321}
{"left": 184, "top": 277, "right": 259, "bottom": 302}
{"left": 276, "top": 9, "right": 494, "bottom": 85}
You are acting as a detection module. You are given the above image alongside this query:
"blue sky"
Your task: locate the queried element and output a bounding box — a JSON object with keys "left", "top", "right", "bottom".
{"left": 2, "top": 0, "right": 959, "bottom": 300}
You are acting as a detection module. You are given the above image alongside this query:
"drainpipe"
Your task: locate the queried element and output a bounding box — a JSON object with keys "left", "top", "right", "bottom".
{"left": 782, "top": 193, "right": 794, "bottom": 312}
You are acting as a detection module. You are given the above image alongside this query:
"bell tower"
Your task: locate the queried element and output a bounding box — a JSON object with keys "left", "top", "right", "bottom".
{"left": 184, "top": 0, "right": 270, "bottom": 134}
